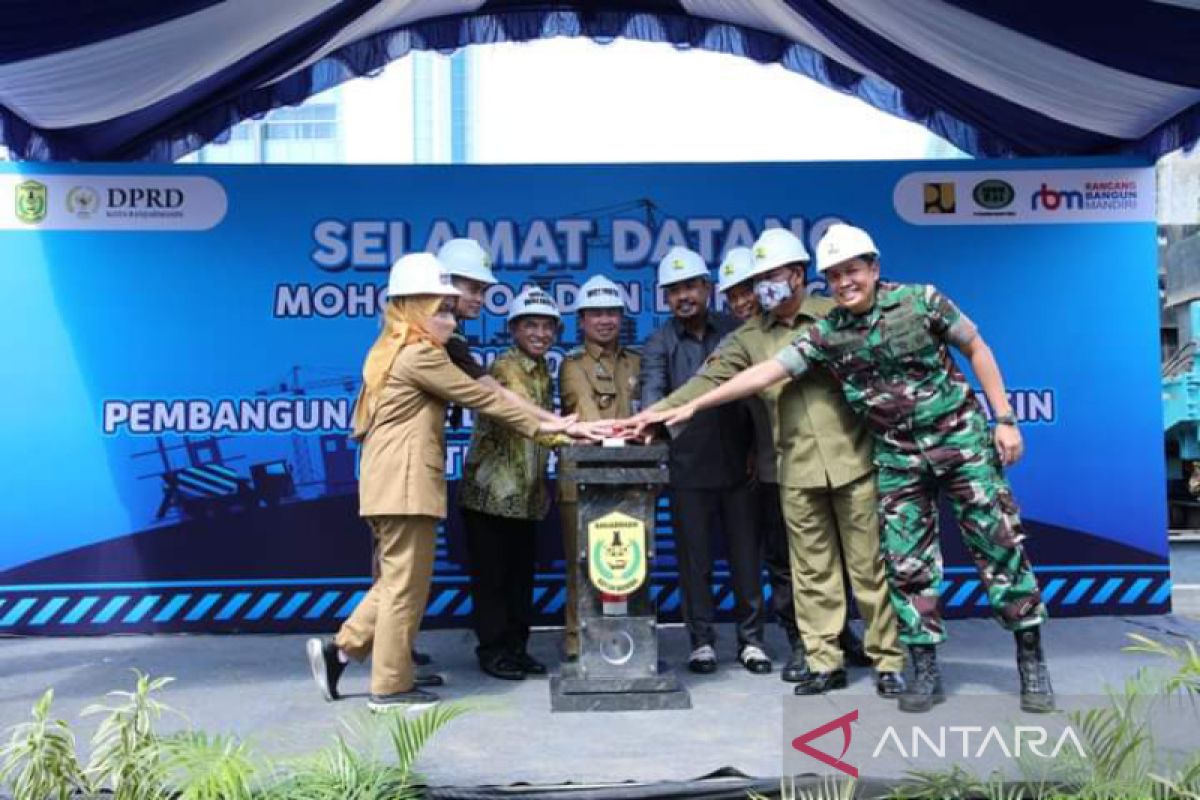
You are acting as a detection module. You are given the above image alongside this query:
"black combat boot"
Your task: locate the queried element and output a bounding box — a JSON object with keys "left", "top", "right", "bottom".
{"left": 1015, "top": 628, "right": 1055, "bottom": 713}
{"left": 898, "top": 644, "right": 945, "bottom": 713}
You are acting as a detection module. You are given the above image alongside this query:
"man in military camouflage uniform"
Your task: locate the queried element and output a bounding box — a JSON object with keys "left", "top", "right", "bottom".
{"left": 557, "top": 274, "right": 640, "bottom": 660}
{"left": 636, "top": 224, "right": 1053, "bottom": 715}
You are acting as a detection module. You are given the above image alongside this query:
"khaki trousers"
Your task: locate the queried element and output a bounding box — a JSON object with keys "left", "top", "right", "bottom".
{"left": 559, "top": 501, "right": 581, "bottom": 657}
{"left": 336, "top": 514, "right": 437, "bottom": 695}
{"left": 782, "top": 474, "right": 904, "bottom": 673}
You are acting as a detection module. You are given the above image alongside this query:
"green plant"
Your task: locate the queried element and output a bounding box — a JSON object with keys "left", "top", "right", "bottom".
{"left": 981, "top": 776, "right": 1035, "bottom": 800}
{"left": 1067, "top": 690, "right": 1160, "bottom": 799}
{"left": 1151, "top": 750, "right": 1200, "bottom": 800}
{"left": 266, "top": 731, "right": 402, "bottom": 800}
{"left": 82, "top": 670, "right": 177, "bottom": 799}
{"left": 876, "top": 633, "right": 1200, "bottom": 800}
{"left": 380, "top": 699, "right": 469, "bottom": 787}
{"left": 891, "top": 764, "right": 987, "bottom": 799}
{"left": 786, "top": 775, "right": 858, "bottom": 800}
{"left": 160, "top": 731, "right": 259, "bottom": 800}
{"left": 0, "top": 689, "right": 90, "bottom": 800}
{"left": 269, "top": 702, "right": 469, "bottom": 800}
{"left": 1124, "top": 633, "right": 1200, "bottom": 699}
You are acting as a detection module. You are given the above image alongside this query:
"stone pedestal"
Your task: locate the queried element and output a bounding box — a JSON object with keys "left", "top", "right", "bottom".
{"left": 550, "top": 444, "right": 690, "bottom": 712}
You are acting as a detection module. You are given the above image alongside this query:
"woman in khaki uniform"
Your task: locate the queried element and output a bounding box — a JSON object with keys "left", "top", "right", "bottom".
{"left": 307, "top": 254, "right": 577, "bottom": 711}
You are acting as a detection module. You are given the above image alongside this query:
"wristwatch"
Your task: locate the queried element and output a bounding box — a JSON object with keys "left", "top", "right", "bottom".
{"left": 994, "top": 412, "right": 1018, "bottom": 427}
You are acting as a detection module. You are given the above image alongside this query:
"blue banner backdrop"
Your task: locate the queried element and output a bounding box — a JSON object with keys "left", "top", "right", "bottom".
{"left": 0, "top": 158, "right": 1167, "bottom": 635}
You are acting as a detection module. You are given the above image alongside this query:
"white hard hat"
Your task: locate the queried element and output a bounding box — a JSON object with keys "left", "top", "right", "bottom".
{"left": 656, "top": 246, "right": 709, "bottom": 287}
{"left": 386, "top": 253, "right": 461, "bottom": 298}
{"left": 750, "top": 228, "right": 810, "bottom": 280}
{"left": 815, "top": 223, "right": 879, "bottom": 273}
{"left": 576, "top": 275, "right": 625, "bottom": 311}
{"left": 508, "top": 286, "right": 561, "bottom": 323}
{"left": 716, "top": 247, "right": 756, "bottom": 294}
{"left": 436, "top": 238, "right": 497, "bottom": 285}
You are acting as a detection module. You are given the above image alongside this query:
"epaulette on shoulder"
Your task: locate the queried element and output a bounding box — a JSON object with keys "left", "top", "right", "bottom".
{"left": 564, "top": 346, "right": 585, "bottom": 359}
{"left": 622, "top": 345, "right": 642, "bottom": 356}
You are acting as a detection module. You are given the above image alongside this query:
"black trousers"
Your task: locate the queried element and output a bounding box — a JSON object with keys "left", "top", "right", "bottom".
{"left": 462, "top": 509, "right": 537, "bottom": 660}
{"left": 759, "top": 481, "right": 798, "bottom": 643}
{"left": 670, "top": 486, "right": 764, "bottom": 650}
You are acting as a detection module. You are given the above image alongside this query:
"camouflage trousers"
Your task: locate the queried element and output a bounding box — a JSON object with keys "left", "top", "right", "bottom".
{"left": 876, "top": 416, "right": 1047, "bottom": 646}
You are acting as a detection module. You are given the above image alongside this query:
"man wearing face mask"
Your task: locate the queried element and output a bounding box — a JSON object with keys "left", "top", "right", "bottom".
{"left": 640, "top": 246, "right": 768, "bottom": 675}
{"left": 628, "top": 229, "right": 906, "bottom": 697}
{"left": 714, "top": 246, "right": 876, "bottom": 682}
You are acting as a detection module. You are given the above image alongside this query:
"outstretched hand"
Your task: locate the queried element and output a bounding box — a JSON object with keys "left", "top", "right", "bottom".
{"left": 612, "top": 405, "right": 695, "bottom": 442}
{"left": 566, "top": 419, "right": 612, "bottom": 443}
{"left": 538, "top": 412, "right": 578, "bottom": 436}
{"left": 658, "top": 404, "right": 695, "bottom": 430}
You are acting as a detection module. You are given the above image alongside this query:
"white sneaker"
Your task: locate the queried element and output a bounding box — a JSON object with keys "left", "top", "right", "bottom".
{"left": 738, "top": 644, "right": 773, "bottom": 674}
{"left": 688, "top": 644, "right": 718, "bottom": 674}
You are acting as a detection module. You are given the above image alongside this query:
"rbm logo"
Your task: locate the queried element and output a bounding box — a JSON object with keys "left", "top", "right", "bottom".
{"left": 1031, "top": 183, "right": 1084, "bottom": 211}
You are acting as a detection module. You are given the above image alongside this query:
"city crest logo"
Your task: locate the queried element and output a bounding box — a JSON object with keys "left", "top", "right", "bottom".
{"left": 588, "top": 511, "right": 646, "bottom": 595}
{"left": 15, "top": 179, "right": 48, "bottom": 223}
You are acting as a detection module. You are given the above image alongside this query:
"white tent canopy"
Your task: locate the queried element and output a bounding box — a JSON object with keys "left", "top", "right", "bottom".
{"left": 2, "top": 1, "right": 1197, "bottom": 161}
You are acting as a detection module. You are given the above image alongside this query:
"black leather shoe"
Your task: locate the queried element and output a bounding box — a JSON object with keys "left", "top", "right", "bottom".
{"left": 876, "top": 670, "right": 906, "bottom": 698}
{"left": 513, "top": 651, "right": 547, "bottom": 676}
{"left": 411, "top": 648, "right": 432, "bottom": 666}
{"left": 687, "top": 645, "right": 718, "bottom": 674}
{"left": 839, "top": 626, "right": 873, "bottom": 668}
{"left": 414, "top": 672, "right": 445, "bottom": 688}
{"left": 793, "top": 669, "right": 848, "bottom": 695}
{"left": 781, "top": 643, "right": 811, "bottom": 683}
{"left": 480, "top": 654, "right": 526, "bottom": 681}
{"left": 306, "top": 637, "right": 346, "bottom": 702}
{"left": 738, "top": 645, "right": 772, "bottom": 675}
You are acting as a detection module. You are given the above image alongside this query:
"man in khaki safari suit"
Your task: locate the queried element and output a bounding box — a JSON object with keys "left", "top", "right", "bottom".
{"left": 557, "top": 274, "right": 640, "bottom": 660}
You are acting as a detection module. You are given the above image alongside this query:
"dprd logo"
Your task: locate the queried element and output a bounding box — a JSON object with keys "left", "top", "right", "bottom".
{"left": 66, "top": 186, "right": 100, "bottom": 219}
{"left": 15, "top": 180, "right": 48, "bottom": 223}
{"left": 791, "top": 709, "right": 859, "bottom": 778}
{"left": 587, "top": 511, "right": 646, "bottom": 595}
{"left": 923, "top": 182, "right": 956, "bottom": 214}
